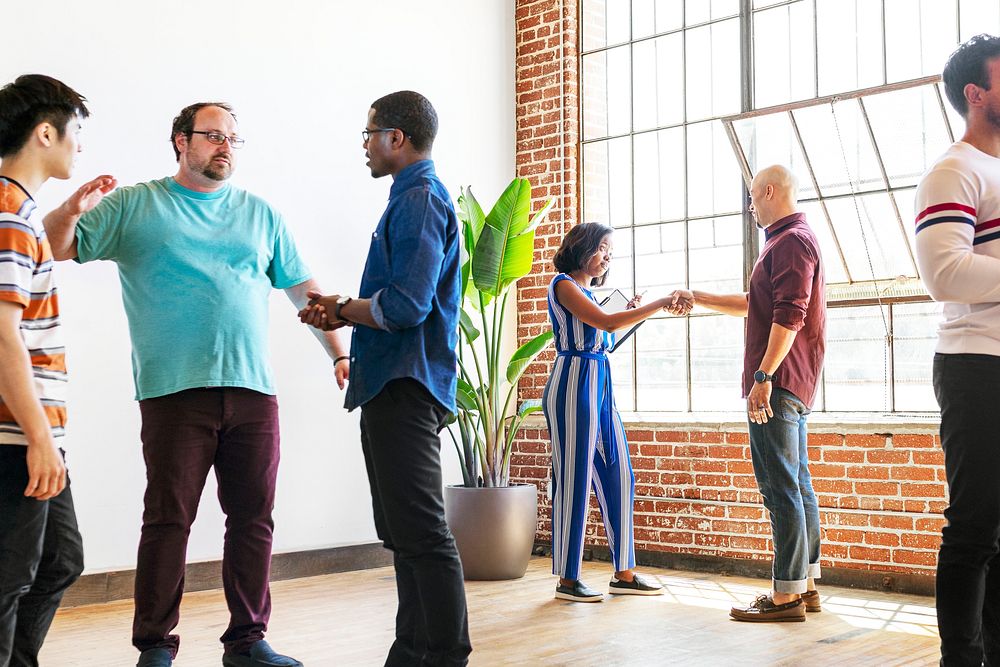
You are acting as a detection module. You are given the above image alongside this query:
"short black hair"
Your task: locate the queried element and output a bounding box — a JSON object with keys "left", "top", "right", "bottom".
{"left": 943, "top": 33, "right": 1000, "bottom": 117}
{"left": 370, "top": 91, "right": 438, "bottom": 153}
{"left": 169, "top": 102, "right": 236, "bottom": 161}
{"left": 0, "top": 74, "right": 90, "bottom": 158}
{"left": 552, "top": 222, "right": 614, "bottom": 287}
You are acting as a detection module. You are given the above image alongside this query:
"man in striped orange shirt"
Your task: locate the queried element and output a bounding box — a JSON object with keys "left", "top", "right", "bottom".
{"left": 0, "top": 74, "right": 114, "bottom": 667}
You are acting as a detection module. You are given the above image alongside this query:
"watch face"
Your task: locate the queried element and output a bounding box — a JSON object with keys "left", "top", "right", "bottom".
{"left": 754, "top": 370, "right": 767, "bottom": 383}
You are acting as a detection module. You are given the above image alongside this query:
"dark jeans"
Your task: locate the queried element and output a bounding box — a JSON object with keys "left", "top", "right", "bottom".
{"left": 0, "top": 445, "right": 84, "bottom": 667}
{"left": 934, "top": 353, "right": 1000, "bottom": 666}
{"left": 360, "top": 378, "right": 471, "bottom": 667}
{"left": 747, "top": 387, "right": 821, "bottom": 594}
{"left": 133, "top": 388, "right": 279, "bottom": 658}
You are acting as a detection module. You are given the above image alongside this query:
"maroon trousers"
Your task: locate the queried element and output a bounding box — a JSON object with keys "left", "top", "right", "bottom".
{"left": 131, "top": 388, "right": 280, "bottom": 658}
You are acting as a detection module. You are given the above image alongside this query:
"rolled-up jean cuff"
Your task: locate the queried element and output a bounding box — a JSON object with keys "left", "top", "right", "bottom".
{"left": 807, "top": 563, "right": 821, "bottom": 580}
{"left": 773, "top": 578, "right": 808, "bottom": 594}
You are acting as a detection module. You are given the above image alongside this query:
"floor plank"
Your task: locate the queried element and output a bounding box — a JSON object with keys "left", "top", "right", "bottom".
{"left": 39, "top": 557, "right": 940, "bottom": 666}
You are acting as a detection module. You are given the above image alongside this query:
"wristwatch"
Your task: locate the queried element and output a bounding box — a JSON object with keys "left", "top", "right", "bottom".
{"left": 334, "top": 296, "right": 353, "bottom": 323}
{"left": 753, "top": 370, "right": 773, "bottom": 383}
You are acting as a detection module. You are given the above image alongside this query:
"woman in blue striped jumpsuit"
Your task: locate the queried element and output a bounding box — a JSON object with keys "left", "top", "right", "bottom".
{"left": 544, "top": 223, "right": 689, "bottom": 602}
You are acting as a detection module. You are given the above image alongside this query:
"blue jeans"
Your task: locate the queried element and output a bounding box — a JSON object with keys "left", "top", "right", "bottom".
{"left": 0, "top": 445, "right": 84, "bottom": 667}
{"left": 747, "top": 388, "right": 821, "bottom": 594}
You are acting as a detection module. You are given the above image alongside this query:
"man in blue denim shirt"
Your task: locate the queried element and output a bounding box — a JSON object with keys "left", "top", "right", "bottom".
{"left": 299, "top": 91, "right": 470, "bottom": 666}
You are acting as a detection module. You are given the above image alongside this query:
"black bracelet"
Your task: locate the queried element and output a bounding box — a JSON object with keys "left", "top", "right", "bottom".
{"left": 334, "top": 356, "right": 350, "bottom": 365}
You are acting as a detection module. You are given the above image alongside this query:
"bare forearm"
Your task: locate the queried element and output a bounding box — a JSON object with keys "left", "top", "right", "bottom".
{"left": 42, "top": 202, "right": 80, "bottom": 261}
{"left": 340, "top": 297, "right": 377, "bottom": 328}
{"left": 0, "top": 335, "right": 54, "bottom": 446}
{"left": 758, "top": 323, "right": 797, "bottom": 374}
{"left": 692, "top": 290, "right": 749, "bottom": 317}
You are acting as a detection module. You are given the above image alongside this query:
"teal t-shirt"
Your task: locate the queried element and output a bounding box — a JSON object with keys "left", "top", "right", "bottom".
{"left": 76, "top": 177, "right": 310, "bottom": 400}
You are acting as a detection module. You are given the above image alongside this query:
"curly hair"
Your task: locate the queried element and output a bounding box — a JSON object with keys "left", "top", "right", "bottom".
{"left": 552, "top": 222, "right": 614, "bottom": 287}
{"left": 370, "top": 91, "right": 438, "bottom": 153}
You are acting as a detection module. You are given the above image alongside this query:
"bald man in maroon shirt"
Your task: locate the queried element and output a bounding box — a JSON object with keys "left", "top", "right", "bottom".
{"left": 681, "top": 165, "right": 826, "bottom": 623}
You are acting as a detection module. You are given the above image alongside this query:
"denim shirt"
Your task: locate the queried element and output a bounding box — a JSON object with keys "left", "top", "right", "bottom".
{"left": 344, "top": 159, "right": 460, "bottom": 413}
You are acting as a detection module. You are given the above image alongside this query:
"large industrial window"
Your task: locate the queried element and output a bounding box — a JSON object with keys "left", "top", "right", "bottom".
{"left": 580, "top": 0, "right": 1000, "bottom": 413}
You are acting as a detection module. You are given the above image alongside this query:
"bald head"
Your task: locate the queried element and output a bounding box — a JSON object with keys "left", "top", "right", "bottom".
{"left": 749, "top": 165, "right": 799, "bottom": 228}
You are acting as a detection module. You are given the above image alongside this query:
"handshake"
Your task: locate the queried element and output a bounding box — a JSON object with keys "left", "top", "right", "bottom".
{"left": 665, "top": 289, "right": 694, "bottom": 316}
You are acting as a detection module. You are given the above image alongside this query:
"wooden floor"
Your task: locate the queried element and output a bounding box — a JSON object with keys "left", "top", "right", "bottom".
{"left": 40, "top": 557, "right": 941, "bottom": 666}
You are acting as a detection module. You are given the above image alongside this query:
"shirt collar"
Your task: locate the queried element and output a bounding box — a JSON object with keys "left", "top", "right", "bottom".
{"left": 389, "top": 159, "right": 435, "bottom": 199}
{"left": 763, "top": 212, "right": 806, "bottom": 241}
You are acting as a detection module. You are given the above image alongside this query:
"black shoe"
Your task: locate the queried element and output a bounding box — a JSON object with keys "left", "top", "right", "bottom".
{"left": 222, "top": 640, "right": 303, "bottom": 667}
{"left": 608, "top": 573, "right": 664, "bottom": 596}
{"left": 555, "top": 580, "right": 603, "bottom": 602}
{"left": 137, "top": 648, "right": 173, "bottom": 667}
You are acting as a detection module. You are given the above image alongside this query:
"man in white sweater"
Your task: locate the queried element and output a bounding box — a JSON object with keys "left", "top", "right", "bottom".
{"left": 914, "top": 33, "right": 1000, "bottom": 666}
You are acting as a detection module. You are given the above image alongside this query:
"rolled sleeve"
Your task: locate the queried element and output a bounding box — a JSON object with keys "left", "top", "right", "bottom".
{"left": 770, "top": 234, "right": 817, "bottom": 332}
{"left": 369, "top": 289, "right": 390, "bottom": 331}
{"left": 376, "top": 188, "right": 448, "bottom": 332}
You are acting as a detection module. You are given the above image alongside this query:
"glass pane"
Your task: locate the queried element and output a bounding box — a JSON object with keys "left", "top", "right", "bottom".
{"left": 824, "top": 192, "right": 914, "bottom": 282}
{"left": 892, "top": 301, "right": 940, "bottom": 412}
{"left": 894, "top": 187, "right": 918, "bottom": 266}
{"left": 632, "top": 0, "right": 684, "bottom": 39}
{"left": 816, "top": 0, "right": 885, "bottom": 94}
{"left": 690, "top": 314, "right": 744, "bottom": 411}
{"left": 733, "top": 112, "right": 816, "bottom": 200}
{"left": 792, "top": 100, "right": 883, "bottom": 197}
{"left": 941, "top": 80, "right": 966, "bottom": 137}
{"left": 960, "top": 0, "right": 1000, "bottom": 42}
{"left": 685, "top": 18, "right": 741, "bottom": 121}
{"left": 687, "top": 0, "right": 740, "bottom": 24}
{"left": 634, "top": 222, "right": 687, "bottom": 294}
{"left": 601, "top": 227, "right": 635, "bottom": 295}
{"left": 582, "top": 0, "right": 632, "bottom": 51}
{"left": 635, "top": 318, "right": 688, "bottom": 411}
{"left": 688, "top": 215, "right": 744, "bottom": 294}
{"left": 885, "top": 0, "right": 959, "bottom": 83}
{"left": 633, "top": 33, "right": 685, "bottom": 131}
{"left": 824, "top": 305, "right": 891, "bottom": 411}
{"left": 610, "top": 334, "right": 636, "bottom": 411}
{"left": 753, "top": 0, "right": 790, "bottom": 8}
{"left": 583, "top": 138, "right": 633, "bottom": 228}
{"left": 798, "top": 201, "right": 849, "bottom": 284}
{"left": 864, "top": 85, "right": 954, "bottom": 189}
{"left": 582, "top": 46, "right": 632, "bottom": 140}
{"left": 634, "top": 128, "right": 685, "bottom": 224}
{"left": 753, "top": 1, "right": 817, "bottom": 107}
{"left": 687, "top": 120, "right": 744, "bottom": 218}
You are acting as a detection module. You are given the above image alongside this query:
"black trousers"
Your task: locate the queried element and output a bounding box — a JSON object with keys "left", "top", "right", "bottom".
{"left": 0, "top": 446, "right": 84, "bottom": 667}
{"left": 360, "top": 379, "right": 471, "bottom": 667}
{"left": 934, "top": 353, "right": 1000, "bottom": 666}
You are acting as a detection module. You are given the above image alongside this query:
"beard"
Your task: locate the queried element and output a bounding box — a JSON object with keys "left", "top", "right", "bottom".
{"left": 191, "top": 152, "right": 233, "bottom": 181}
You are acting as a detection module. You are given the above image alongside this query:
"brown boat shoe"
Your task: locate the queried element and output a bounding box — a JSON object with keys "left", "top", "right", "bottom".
{"left": 730, "top": 594, "right": 806, "bottom": 622}
{"left": 801, "top": 589, "right": 821, "bottom": 612}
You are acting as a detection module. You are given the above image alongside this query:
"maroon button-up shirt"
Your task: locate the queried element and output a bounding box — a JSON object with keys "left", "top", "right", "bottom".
{"left": 743, "top": 212, "right": 826, "bottom": 408}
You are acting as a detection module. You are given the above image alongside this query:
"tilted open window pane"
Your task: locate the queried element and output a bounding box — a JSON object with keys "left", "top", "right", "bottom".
{"left": 798, "top": 200, "right": 849, "bottom": 284}
{"left": 632, "top": 0, "right": 684, "bottom": 40}
{"left": 823, "top": 193, "right": 913, "bottom": 282}
{"left": 583, "top": 138, "right": 632, "bottom": 228}
{"left": 635, "top": 318, "right": 688, "bottom": 411}
{"left": 864, "top": 85, "right": 953, "bottom": 189}
{"left": 792, "top": 101, "right": 883, "bottom": 197}
{"left": 732, "top": 111, "right": 815, "bottom": 200}
{"left": 582, "top": 46, "right": 632, "bottom": 140}
{"left": 582, "top": 0, "right": 632, "bottom": 52}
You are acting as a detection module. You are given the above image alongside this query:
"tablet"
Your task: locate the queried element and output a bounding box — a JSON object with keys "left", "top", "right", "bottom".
{"left": 598, "top": 289, "right": 645, "bottom": 353}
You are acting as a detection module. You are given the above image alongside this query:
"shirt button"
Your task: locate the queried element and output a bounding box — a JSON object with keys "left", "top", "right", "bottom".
{"left": 372, "top": 232, "right": 378, "bottom": 239}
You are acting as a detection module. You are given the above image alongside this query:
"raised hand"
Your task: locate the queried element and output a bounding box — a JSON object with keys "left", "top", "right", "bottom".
{"left": 65, "top": 175, "right": 117, "bottom": 216}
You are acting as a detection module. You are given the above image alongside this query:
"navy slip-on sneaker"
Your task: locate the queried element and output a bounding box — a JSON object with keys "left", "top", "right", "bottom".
{"left": 222, "top": 640, "right": 303, "bottom": 667}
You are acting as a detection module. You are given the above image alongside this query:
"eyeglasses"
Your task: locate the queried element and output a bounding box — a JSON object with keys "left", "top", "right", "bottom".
{"left": 191, "top": 130, "right": 245, "bottom": 149}
{"left": 362, "top": 127, "right": 399, "bottom": 142}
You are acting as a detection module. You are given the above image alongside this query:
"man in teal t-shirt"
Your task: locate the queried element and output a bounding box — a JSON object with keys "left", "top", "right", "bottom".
{"left": 43, "top": 102, "right": 348, "bottom": 667}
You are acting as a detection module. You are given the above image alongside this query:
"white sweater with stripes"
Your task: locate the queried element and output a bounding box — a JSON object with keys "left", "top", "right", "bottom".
{"left": 915, "top": 141, "right": 1000, "bottom": 356}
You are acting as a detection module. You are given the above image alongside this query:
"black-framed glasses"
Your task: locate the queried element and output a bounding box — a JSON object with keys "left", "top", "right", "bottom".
{"left": 362, "top": 127, "right": 398, "bottom": 142}
{"left": 191, "top": 130, "right": 245, "bottom": 149}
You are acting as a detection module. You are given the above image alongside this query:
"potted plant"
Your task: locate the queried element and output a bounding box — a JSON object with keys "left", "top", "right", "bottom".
{"left": 443, "top": 177, "right": 554, "bottom": 580}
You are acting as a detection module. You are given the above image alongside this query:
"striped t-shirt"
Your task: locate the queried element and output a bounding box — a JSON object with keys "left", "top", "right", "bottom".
{"left": 0, "top": 177, "right": 67, "bottom": 445}
{"left": 914, "top": 141, "right": 1000, "bottom": 356}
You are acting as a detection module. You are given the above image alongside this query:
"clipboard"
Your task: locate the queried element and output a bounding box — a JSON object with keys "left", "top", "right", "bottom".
{"left": 598, "top": 289, "right": 644, "bottom": 353}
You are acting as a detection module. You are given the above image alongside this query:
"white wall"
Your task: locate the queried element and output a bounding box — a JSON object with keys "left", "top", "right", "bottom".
{"left": 2, "top": 0, "right": 515, "bottom": 572}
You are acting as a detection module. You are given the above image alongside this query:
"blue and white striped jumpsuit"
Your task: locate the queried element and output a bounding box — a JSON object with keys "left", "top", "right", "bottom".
{"left": 543, "top": 273, "right": 636, "bottom": 580}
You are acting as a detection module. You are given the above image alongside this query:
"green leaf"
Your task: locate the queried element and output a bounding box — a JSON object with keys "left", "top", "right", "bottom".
{"left": 517, "top": 398, "right": 543, "bottom": 418}
{"left": 459, "top": 309, "right": 480, "bottom": 343}
{"left": 456, "top": 378, "right": 478, "bottom": 413}
{"left": 506, "top": 330, "right": 553, "bottom": 384}
{"left": 472, "top": 179, "right": 536, "bottom": 297}
{"left": 458, "top": 186, "right": 486, "bottom": 252}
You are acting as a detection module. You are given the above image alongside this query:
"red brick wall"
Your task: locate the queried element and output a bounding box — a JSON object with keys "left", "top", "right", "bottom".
{"left": 512, "top": 0, "right": 946, "bottom": 580}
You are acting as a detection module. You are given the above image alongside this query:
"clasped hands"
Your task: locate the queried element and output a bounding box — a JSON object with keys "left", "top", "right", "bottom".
{"left": 627, "top": 289, "right": 693, "bottom": 315}
{"left": 298, "top": 290, "right": 347, "bottom": 331}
